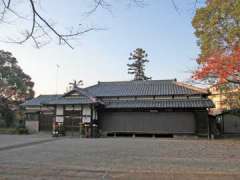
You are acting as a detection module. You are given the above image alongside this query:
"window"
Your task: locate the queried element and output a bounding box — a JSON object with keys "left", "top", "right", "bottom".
{"left": 65, "top": 105, "right": 74, "bottom": 111}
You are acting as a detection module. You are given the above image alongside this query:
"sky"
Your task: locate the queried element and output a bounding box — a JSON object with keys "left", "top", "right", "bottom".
{"left": 0, "top": 0, "right": 205, "bottom": 96}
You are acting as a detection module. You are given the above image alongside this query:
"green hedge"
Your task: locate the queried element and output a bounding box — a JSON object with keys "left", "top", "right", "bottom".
{"left": 15, "top": 127, "right": 29, "bottom": 134}
{"left": 0, "top": 127, "right": 29, "bottom": 134}
{"left": 0, "top": 128, "right": 16, "bottom": 134}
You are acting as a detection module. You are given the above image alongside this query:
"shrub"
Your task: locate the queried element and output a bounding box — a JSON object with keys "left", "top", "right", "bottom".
{"left": 0, "top": 128, "right": 16, "bottom": 134}
{"left": 0, "top": 128, "right": 29, "bottom": 135}
{"left": 15, "top": 127, "right": 29, "bottom": 134}
{"left": 0, "top": 119, "right": 6, "bottom": 127}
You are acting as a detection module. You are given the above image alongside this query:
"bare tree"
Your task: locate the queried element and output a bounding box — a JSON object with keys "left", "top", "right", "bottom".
{"left": 0, "top": 0, "right": 145, "bottom": 49}
{"left": 0, "top": 0, "right": 204, "bottom": 49}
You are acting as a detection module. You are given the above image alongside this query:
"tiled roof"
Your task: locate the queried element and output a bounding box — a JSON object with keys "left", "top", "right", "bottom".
{"left": 21, "top": 95, "right": 61, "bottom": 106}
{"left": 45, "top": 87, "right": 103, "bottom": 105}
{"left": 21, "top": 80, "right": 213, "bottom": 108}
{"left": 86, "top": 79, "right": 208, "bottom": 97}
{"left": 104, "top": 99, "right": 214, "bottom": 109}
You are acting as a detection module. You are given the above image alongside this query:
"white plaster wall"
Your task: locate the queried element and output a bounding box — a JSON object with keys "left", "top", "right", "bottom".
{"left": 55, "top": 105, "right": 64, "bottom": 123}
{"left": 56, "top": 105, "right": 64, "bottom": 115}
{"left": 82, "top": 105, "right": 91, "bottom": 123}
{"left": 26, "top": 121, "right": 39, "bottom": 133}
{"left": 82, "top": 105, "right": 91, "bottom": 115}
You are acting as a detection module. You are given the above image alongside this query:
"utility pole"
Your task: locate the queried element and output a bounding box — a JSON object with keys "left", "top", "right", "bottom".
{"left": 56, "top": 64, "right": 60, "bottom": 95}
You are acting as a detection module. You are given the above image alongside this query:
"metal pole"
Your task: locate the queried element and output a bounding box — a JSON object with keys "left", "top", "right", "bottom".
{"left": 56, "top": 64, "right": 60, "bottom": 95}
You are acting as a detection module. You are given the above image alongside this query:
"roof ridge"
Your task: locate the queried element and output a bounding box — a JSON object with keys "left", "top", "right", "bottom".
{"left": 97, "top": 79, "right": 176, "bottom": 84}
{"left": 38, "top": 94, "right": 62, "bottom": 97}
{"left": 105, "top": 98, "right": 210, "bottom": 102}
{"left": 63, "top": 87, "right": 99, "bottom": 103}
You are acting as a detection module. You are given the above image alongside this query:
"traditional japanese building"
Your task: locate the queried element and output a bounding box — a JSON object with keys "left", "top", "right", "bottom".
{"left": 22, "top": 79, "right": 214, "bottom": 137}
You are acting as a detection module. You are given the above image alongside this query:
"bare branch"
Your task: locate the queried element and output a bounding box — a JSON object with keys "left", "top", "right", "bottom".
{"left": 0, "top": 0, "right": 206, "bottom": 48}
{"left": 14, "top": 0, "right": 36, "bottom": 45}
{"left": 171, "top": 0, "right": 181, "bottom": 15}
{"left": 1, "top": 0, "right": 26, "bottom": 19}
{"left": 6, "top": 0, "right": 10, "bottom": 8}
{"left": 86, "top": 0, "right": 112, "bottom": 15}
{"left": 194, "top": 0, "right": 198, "bottom": 9}
{"left": 0, "top": 0, "right": 146, "bottom": 48}
{"left": 0, "top": 0, "right": 100, "bottom": 48}
{"left": 131, "top": 0, "right": 145, "bottom": 7}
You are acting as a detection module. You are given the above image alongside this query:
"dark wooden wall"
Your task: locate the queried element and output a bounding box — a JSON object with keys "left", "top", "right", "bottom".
{"left": 99, "top": 110, "right": 198, "bottom": 134}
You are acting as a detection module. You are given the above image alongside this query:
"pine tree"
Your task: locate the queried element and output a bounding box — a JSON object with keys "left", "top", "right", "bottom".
{"left": 69, "top": 80, "right": 83, "bottom": 89}
{"left": 127, "top": 48, "right": 151, "bottom": 80}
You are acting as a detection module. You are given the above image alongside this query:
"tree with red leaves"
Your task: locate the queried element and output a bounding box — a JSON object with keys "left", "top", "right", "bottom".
{"left": 192, "top": 0, "right": 240, "bottom": 85}
{"left": 193, "top": 47, "right": 240, "bottom": 84}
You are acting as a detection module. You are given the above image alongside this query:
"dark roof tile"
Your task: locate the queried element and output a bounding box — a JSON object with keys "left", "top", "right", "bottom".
{"left": 21, "top": 95, "right": 61, "bottom": 106}
{"left": 104, "top": 99, "right": 214, "bottom": 109}
{"left": 86, "top": 80, "right": 208, "bottom": 97}
{"left": 21, "top": 80, "right": 212, "bottom": 108}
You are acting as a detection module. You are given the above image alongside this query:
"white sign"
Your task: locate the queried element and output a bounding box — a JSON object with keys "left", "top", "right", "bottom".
{"left": 82, "top": 116, "right": 91, "bottom": 123}
{"left": 56, "top": 116, "right": 64, "bottom": 123}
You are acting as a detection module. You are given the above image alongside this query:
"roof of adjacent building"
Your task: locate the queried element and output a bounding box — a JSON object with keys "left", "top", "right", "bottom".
{"left": 21, "top": 79, "right": 213, "bottom": 108}
{"left": 21, "top": 95, "right": 61, "bottom": 106}
{"left": 85, "top": 79, "right": 208, "bottom": 97}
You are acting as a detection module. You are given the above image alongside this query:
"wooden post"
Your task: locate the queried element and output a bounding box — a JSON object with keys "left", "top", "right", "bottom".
{"left": 222, "top": 114, "right": 225, "bottom": 136}
{"left": 71, "top": 120, "right": 74, "bottom": 137}
{"left": 208, "top": 115, "right": 211, "bottom": 140}
{"left": 90, "top": 105, "right": 93, "bottom": 138}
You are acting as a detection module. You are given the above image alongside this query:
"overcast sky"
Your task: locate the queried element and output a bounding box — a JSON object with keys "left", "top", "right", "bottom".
{"left": 0, "top": 0, "right": 204, "bottom": 96}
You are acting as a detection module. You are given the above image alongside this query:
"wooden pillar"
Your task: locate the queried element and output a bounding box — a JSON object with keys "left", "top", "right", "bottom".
{"left": 222, "top": 114, "right": 225, "bottom": 135}
{"left": 90, "top": 105, "right": 93, "bottom": 138}
{"left": 207, "top": 115, "right": 211, "bottom": 139}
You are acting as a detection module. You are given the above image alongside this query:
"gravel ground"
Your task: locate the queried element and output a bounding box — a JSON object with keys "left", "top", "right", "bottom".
{"left": 0, "top": 136, "right": 240, "bottom": 179}
{"left": 0, "top": 133, "right": 52, "bottom": 149}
